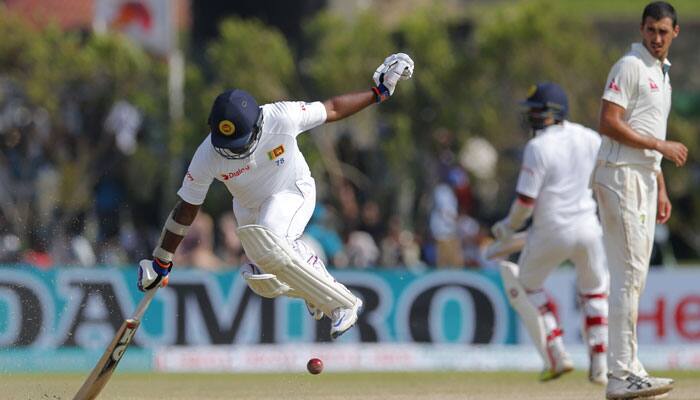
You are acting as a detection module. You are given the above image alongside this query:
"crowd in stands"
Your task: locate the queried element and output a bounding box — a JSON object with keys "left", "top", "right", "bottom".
{"left": 0, "top": 94, "right": 497, "bottom": 270}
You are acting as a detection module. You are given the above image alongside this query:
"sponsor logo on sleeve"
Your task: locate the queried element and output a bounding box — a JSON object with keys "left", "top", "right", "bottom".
{"left": 608, "top": 78, "right": 621, "bottom": 93}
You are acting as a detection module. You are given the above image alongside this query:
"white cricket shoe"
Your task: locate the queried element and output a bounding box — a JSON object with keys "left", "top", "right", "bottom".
{"left": 589, "top": 353, "right": 608, "bottom": 385}
{"left": 330, "top": 298, "right": 363, "bottom": 340}
{"left": 606, "top": 374, "right": 674, "bottom": 399}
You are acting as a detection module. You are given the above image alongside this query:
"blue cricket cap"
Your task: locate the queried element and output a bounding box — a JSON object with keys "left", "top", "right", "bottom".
{"left": 520, "top": 82, "right": 568, "bottom": 118}
{"left": 208, "top": 89, "right": 261, "bottom": 152}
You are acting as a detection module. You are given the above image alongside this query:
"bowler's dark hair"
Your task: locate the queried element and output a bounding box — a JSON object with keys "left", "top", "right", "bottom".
{"left": 642, "top": 2, "right": 677, "bottom": 27}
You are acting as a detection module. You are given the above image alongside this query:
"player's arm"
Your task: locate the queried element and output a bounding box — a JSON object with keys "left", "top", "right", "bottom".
{"left": 324, "top": 53, "right": 414, "bottom": 122}
{"left": 137, "top": 199, "right": 200, "bottom": 292}
{"left": 491, "top": 193, "right": 535, "bottom": 240}
{"left": 599, "top": 100, "right": 687, "bottom": 167}
{"left": 492, "top": 141, "right": 541, "bottom": 240}
{"left": 323, "top": 91, "right": 376, "bottom": 122}
{"left": 656, "top": 171, "right": 672, "bottom": 224}
{"left": 155, "top": 200, "right": 201, "bottom": 257}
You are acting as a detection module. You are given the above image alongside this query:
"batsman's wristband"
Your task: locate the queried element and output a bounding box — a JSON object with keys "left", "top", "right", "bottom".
{"left": 371, "top": 85, "right": 389, "bottom": 103}
{"left": 152, "top": 258, "right": 173, "bottom": 276}
{"left": 153, "top": 246, "right": 174, "bottom": 262}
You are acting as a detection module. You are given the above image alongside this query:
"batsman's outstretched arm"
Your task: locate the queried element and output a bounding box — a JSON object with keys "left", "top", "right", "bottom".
{"left": 324, "top": 52, "right": 414, "bottom": 122}
{"left": 138, "top": 199, "right": 200, "bottom": 292}
{"left": 323, "top": 91, "right": 376, "bottom": 123}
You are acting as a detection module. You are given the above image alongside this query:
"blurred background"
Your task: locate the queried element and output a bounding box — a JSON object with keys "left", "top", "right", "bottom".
{"left": 0, "top": 0, "right": 698, "bottom": 270}
{"left": 0, "top": 0, "right": 699, "bottom": 376}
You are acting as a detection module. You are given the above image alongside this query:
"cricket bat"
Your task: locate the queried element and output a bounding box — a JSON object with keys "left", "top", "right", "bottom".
{"left": 73, "top": 288, "right": 158, "bottom": 400}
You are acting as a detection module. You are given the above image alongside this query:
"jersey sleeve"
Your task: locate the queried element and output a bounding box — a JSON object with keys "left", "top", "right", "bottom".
{"left": 602, "top": 58, "right": 638, "bottom": 109}
{"left": 515, "top": 143, "right": 545, "bottom": 199}
{"left": 263, "top": 101, "right": 327, "bottom": 137}
{"left": 176, "top": 141, "right": 215, "bottom": 205}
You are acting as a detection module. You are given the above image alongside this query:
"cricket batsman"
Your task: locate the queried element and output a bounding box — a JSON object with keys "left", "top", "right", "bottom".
{"left": 491, "top": 83, "right": 609, "bottom": 384}
{"left": 136, "top": 53, "right": 414, "bottom": 339}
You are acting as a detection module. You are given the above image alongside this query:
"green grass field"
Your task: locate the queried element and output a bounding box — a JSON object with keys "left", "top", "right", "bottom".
{"left": 6, "top": 370, "right": 700, "bottom": 400}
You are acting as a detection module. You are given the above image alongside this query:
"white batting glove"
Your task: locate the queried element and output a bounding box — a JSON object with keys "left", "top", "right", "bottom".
{"left": 137, "top": 258, "right": 172, "bottom": 292}
{"left": 372, "top": 53, "right": 414, "bottom": 102}
{"left": 491, "top": 218, "right": 515, "bottom": 241}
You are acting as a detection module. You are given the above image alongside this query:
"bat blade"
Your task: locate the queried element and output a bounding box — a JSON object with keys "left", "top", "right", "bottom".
{"left": 73, "top": 287, "right": 157, "bottom": 400}
{"left": 72, "top": 319, "right": 141, "bottom": 400}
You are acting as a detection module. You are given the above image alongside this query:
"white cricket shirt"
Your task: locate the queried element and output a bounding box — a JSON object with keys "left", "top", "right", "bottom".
{"left": 177, "top": 101, "right": 327, "bottom": 208}
{"left": 598, "top": 42, "right": 672, "bottom": 170}
{"left": 516, "top": 121, "right": 601, "bottom": 230}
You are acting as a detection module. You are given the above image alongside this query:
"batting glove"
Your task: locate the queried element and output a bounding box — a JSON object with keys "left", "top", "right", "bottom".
{"left": 491, "top": 218, "right": 515, "bottom": 241}
{"left": 138, "top": 258, "right": 172, "bottom": 292}
{"left": 372, "top": 53, "right": 414, "bottom": 102}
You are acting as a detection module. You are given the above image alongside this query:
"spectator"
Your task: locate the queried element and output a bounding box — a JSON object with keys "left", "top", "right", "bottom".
{"left": 305, "top": 203, "right": 348, "bottom": 267}
{"left": 216, "top": 211, "right": 247, "bottom": 267}
{"left": 429, "top": 168, "right": 464, "bottom": 268}
{"left": 380, "top": 215, "right": 424, "bottom": 269}
{"left": 175, "top": 211, "right": 224, "bottom": 270}
{"left": 345, "top": 230, "right": 380, "bottom": 268}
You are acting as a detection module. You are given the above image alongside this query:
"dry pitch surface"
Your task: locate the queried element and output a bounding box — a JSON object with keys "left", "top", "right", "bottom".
{"left": 6, "top": 371, "right": 700, "bottom": 400}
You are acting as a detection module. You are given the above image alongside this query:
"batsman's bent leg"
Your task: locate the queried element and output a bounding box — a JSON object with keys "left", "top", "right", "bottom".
{"left": 237, "top": 224, "right": 361, "bottom": 321}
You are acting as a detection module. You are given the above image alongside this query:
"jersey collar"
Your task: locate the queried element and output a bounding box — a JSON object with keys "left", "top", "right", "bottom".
{"left": 631, "top": 43, "right": 672, "bottom": 73}
{"left": 534, "top": 120, "right": 568, "bottom": 137}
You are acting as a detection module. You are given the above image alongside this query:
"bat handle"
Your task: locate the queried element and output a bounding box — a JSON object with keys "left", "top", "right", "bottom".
{"left": 132, "top": 287, "right": 158, "bottom": 321}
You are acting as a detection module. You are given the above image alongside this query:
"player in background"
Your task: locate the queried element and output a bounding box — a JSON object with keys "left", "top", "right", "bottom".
{"left": 592, "top": 2, "right": 687, "bottom": 399}
{"left": 492, "top": 83, "right": 609, "bottom": 384}
{"left": 136, "top": 53, "right": 414, "bottom": 339}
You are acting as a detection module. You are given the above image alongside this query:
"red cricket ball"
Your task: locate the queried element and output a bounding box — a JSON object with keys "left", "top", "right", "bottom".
{"left": 307, "top": 357, "right": 323, "bottom": 375}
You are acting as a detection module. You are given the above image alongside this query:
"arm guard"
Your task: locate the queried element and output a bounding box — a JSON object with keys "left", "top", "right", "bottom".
{"left": 506, "top": 197, "right": 535, "bottom": 231}
{"left": 152, "top": 210, "right": 191, "bottom": 262}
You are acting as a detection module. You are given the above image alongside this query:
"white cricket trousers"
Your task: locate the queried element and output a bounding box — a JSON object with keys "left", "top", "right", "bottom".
{"left": 592, "top": 163, "right": 657, "bottom": 379}
{"left": 232, "top": 178, "right": 316, "bottom": 241}
{"left": 517, "top": 215, "right": 608, "bottom": 295}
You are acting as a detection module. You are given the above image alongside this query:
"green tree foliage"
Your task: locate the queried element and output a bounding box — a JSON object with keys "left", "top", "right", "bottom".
{"left": 471, "top": 0, "right": 613, "bottom": 150}
{"left": 206, "top": 17, "right": 295, "bottom": 103}
{"left": 302, "top": 11, "right": 392, "bottom": 97}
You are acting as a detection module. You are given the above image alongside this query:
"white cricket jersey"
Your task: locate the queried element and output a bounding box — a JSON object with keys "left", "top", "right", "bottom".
{"left": 516, "top": 121, "right": 601, "bottom": 230}
{"left": 598, "top": 42, "right": 672, "bottom": 170}
{"left": 177, "top": 101, "right": 327, "bottom": 208}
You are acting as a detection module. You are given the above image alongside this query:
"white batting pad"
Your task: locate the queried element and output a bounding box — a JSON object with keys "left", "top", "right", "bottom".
{"left": 484, "top": 232, "right": 528, "bottom": 260}
{"left": 237, "top": 225, "right": 357, "bottom": 315}
{"left": 500, "top": 261, "right": 548, "bottom": 363}
{"left": 240, "top": 264, "right": 295, "bottom": 299}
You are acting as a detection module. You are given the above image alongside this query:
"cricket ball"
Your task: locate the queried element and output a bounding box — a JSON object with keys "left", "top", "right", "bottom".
{"left": 307, "top": 357, "right": 323, "bottom": 375}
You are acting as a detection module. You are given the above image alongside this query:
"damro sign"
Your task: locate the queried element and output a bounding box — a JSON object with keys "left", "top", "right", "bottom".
{"left": 0, "top": 267, "right": 511, "bottom": 348}
{"left": 2, "top": 266, "right": 698, "bottom": 349}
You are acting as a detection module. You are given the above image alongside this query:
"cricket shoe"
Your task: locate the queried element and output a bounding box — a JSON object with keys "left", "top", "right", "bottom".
{"left": 305, "top": 302, "right": 324, "bottom": 320}
{"left": 606, "top": 374, "right": 674, "bottom": 399}
{"left": 539, "top": 348, "right": 574, "bottom": 382}
{"left": 330, "top": 298, "right": 363, "bottom": 340}
{"left": 589, "top": 352, "right": 608, "bottom": 385}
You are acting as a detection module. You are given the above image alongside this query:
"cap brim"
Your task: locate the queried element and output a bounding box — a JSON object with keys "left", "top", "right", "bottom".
{"left": 211, "top": 129, "right": 253, "bottom": 151}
